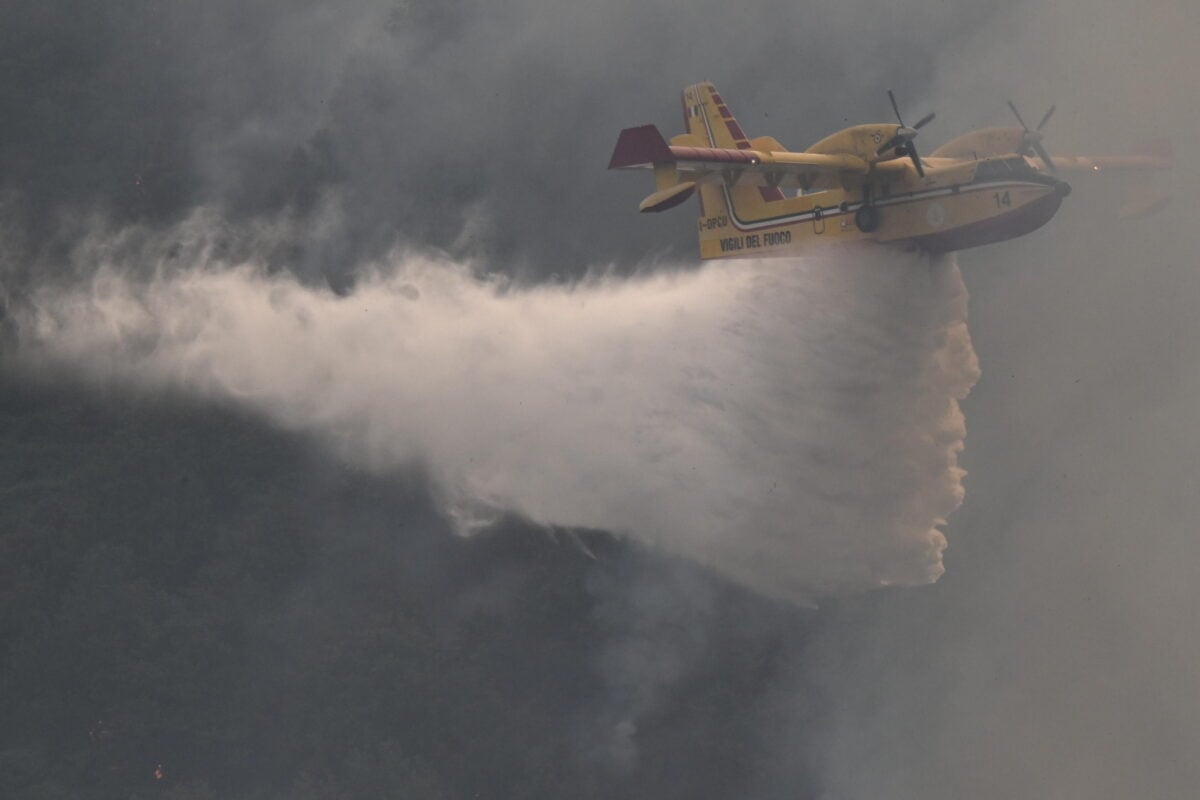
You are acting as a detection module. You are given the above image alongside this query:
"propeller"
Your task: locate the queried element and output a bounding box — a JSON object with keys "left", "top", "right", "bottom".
{"left": 877, "top": 89, "right": 935, "bottom": 177}
{"left": 1007, "top": 100, "right": 1057, "bottom": 172}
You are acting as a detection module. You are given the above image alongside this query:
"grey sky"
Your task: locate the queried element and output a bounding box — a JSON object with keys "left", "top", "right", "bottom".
{"left": 2, "top": 0, "right": 1197, "bottom": 796}
{"left": 1, "top": 0, "right": 999, "bottom": 282}
{"left": 800, "top": 2, "right": 1200, "bottom": 797}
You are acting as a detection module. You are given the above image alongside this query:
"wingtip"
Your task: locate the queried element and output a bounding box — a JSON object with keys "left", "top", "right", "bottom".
{"left": 609, "top": 124, "right": 672, "bottom": 169}
{"left": 1141, "top": 137, "right": 1173, "bottom": 162}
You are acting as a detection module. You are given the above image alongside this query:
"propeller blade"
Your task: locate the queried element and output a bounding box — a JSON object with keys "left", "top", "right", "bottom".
{"left": 913, "top": 111, "right": 936, "bottom": 130}
{"left": 1007, "top": 100, "right": 1030, "bottom": 131}
{"left": 907, "top": 141, "right": 925, "bottom": 178}
{"left": 877, "top": 135, "right": 902, "bottom": 156}
{"left": 1010, "top": 100, "right": 1056, "bottom": 167}
{"left": 1031, "top": 140, "right": 1056, "bottom": 173}
{"left": 887, "top": 89, "right": 903, "bottom": 125}
{"left": 1036, "top": 104, "right": 1056, "bottom": 131}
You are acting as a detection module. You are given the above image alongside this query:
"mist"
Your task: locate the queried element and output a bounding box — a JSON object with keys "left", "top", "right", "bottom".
{"left": 12, "top": 223, "right": 977, "bottom": 602}
{"left": 2, "top": 0, "right": 1198, "bottom": 796}
{"left": 785, "top": 2, "right": 1200, "bottom": 799}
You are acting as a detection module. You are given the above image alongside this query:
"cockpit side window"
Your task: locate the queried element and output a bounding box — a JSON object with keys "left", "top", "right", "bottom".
{"left": 974, "top": 156, "right": 1035, "bottom": 181}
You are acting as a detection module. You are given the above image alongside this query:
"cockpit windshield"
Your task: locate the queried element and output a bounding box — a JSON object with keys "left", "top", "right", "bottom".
{"left": 973, "top": 156, "right": 1037, "bottom": 181}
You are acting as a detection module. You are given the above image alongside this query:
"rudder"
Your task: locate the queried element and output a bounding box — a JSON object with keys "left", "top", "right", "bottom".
{"left": 679, "top": 82, "right": 786, "bottom": 230}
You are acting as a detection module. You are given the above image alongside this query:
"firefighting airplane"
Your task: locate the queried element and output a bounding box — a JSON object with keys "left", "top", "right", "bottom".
{"left": 610, "top": 82, "right": 1170, "bottom": 258}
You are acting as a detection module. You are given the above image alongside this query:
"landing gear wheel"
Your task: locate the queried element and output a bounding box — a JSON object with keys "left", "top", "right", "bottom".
{"left": 854, "top": 205, "right": 881, "bottom": 233}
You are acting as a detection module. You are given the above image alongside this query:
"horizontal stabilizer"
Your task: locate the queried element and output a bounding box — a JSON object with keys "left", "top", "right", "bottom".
{"left": 609, "top": 125, "right": 672, "bottom": 169}
{"left": 639, "top": 181, "right": 696, "bottom": 213}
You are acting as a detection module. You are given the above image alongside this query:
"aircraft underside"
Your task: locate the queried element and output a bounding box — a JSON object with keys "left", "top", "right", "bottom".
{"left": 696, "top": 176, "right": 1070, "bottom": 258}
{"left": 610, "top": 81, "right": 1167, "bottom": 259}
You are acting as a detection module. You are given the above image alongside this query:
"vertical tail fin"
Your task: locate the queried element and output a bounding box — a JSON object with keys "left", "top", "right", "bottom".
{"left": 680, "top": 82, "right": 755, "bottom": 150}
{"left": 680, "top": 82, "right": 786, "bottom": 226}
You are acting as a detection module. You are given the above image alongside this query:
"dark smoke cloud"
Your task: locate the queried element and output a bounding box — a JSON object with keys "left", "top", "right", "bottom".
{"left": 2, "top": 0, "right": 1197, "bottom": 796}
{"left": 786, "top": 2, "right": 1200, "bottom": 798}
{"left": 1, "top": 0, "right": 1000, "bottom": 285}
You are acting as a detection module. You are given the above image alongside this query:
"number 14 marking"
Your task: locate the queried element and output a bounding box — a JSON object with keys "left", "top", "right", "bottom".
{"left": 993, "top": 191, "right": 1012, "bottom": 208}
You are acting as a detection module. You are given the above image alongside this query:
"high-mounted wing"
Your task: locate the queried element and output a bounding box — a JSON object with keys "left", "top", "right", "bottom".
{"left": 932, "top": 128, "right": 1172, "bottom": 175}
{"left": 1049, "top": 141, "right": 1173, "bottom": 219}
{"left": 609, "top": 123, "right": 867, "bottom": 211}
{"left": 1047, "top": 153, "right": 1172, "bottom": 173}
{"left": 609, "top": 124, "right": 866, "bottom": 175}
{"left": 609, "top": 81, "right": 874, "bottom": 212}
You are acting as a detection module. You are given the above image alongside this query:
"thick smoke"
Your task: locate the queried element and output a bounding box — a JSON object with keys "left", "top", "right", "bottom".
{"left": 0, "top": 0, "right": 1001, "bottom": 284}
{"left": 780, "top": 3, "right": 1200, "bottom": 799}
{"left": 12, "top": 220, "right": 976, "bottom": 602}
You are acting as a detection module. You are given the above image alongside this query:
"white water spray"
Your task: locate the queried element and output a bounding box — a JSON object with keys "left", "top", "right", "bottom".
{"left": 12, "top": 232, "right": 978, "bottom": 602}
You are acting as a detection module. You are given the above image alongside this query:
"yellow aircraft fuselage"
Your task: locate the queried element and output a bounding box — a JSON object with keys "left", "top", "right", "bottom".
{"left": 610, "top": 82, "right": 1165, "bottom": 259}
{"left": 693, "top": 156, "right": 1067, "bottom": 258}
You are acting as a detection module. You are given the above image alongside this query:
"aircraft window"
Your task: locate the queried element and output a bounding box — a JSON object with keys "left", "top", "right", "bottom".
{"left": 974, "top": 157, "right": 1035, "bottom": 181}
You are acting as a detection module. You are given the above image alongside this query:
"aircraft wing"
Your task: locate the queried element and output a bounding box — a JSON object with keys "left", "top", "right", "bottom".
{"left": 609, "top": 124, "right": 868, "bottom": 190}
{"left": 1045, "top": 141, "right": 1172, "bottom": 219}
{"left": 1047, "top": 154, "right": 1172, "bottom": 173}
{"left": 1039, "top": 138, "right": 1172, "bottom": 173}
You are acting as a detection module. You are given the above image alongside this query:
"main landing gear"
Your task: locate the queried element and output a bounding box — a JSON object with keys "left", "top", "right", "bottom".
{"left": 854, "top": 186, "right": 881, "bottom": 233}
{"left": 854, "top": 205, "right": 881, "bottom": 233}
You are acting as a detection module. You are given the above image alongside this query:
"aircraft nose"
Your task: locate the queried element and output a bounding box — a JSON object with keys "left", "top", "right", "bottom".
{"left": 1039, "top": 175, "right": 1071, "bottom": 197}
